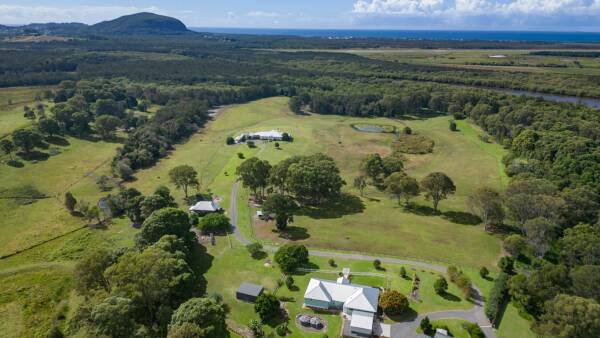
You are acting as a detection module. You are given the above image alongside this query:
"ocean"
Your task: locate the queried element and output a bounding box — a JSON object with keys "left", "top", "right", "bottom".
{"left": 191, "top": 28, "right": 600, "bottom": 43}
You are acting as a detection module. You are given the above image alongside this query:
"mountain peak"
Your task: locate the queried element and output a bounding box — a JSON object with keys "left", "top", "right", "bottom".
{"left": 90, "top": 12, "right": 189, "bottom": 35}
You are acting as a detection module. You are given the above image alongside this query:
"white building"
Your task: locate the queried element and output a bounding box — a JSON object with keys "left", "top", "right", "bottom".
{"left": 234, "top": 130, "right": 289, "bottom": 143}
{"left": 189, "top": 200, "right": 222, "bottom": 213}
{"left": 303, "top": 273, "right": 380, "bottom": 337}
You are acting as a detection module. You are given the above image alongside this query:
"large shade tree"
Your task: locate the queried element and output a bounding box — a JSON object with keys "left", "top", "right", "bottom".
{"left": 286, "top": 153, "right": 345, "bottom": 205}
{"left": 384, "top": 173, "right": 419, "bottom": 207}
{"left": 420, "top": 172, "right": 456, "bottom": 212}
{"left": 262, "top": 193, "right": 296, "bottom": 230}
{"left": 135, "top": 208, "right": 192, "bottom": 249}
{"left": 168, "top": 297, "right": 228, "bottom": 338}
{"left": 274, "top": 244, "right": 309, "bottom": 274}
{"left": 236, "top": 157, "right": 271, "bottom": 199}
{"left": 169, "top": 165, "right": 200, "bottom": 199}
{"left": 468, "top": 187, "right": 505, "bottom": 231}
{"left": 90, "top": 296, "right": 137, "bottom": 338}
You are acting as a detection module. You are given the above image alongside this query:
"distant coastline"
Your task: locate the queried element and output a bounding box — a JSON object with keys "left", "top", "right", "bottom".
{"left": 191, "top": 27, "right": 600, "bottom": 43}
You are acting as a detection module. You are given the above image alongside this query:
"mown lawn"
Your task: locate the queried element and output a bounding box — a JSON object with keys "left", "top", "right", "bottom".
{"left": 203, "top": 238, "right": 491, "bottom": 338}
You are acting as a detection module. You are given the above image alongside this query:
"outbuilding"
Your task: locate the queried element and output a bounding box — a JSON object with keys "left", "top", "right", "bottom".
{"left": 236, "top": 282, "right": 264, "bottom": 302}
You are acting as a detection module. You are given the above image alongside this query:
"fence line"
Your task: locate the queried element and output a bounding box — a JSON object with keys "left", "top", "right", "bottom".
{"left": 296, "top": 268, "right": 387, "bottom": 278}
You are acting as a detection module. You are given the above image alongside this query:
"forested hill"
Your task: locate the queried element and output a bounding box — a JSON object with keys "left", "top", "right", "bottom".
{"left": 89, "top": 12, "right": 190, "bottom": 35}
{"left": 0, "top": 12, "right": 191, "bottom": 36}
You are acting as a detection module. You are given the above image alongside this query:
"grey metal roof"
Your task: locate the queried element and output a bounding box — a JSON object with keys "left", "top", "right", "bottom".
{"left": 237, "top": 282, "right": 264, "bottom": 296}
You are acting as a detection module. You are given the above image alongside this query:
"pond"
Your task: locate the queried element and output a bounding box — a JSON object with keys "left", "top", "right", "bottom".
{"left": 351, "top": 123, "right": 396, "bottom": 133}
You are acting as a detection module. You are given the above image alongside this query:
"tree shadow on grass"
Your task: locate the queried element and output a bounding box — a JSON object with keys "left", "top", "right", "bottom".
{"left": 406, "top": 204, "right": 439, "bottom": 216}
{"left": 264, "top": 312, "right": 288, "bottom": 328}
{"left": 278, "top": 226, "right": 310, "bottom": 241}
{"left": 251, "top": 251, "right": 268, "bottom": 260}
{"left": 6, "top": 160, "right": 24, "bottom": 168}
{"left": 440, "top": 292, "right": 461, "bottom": 302}
{"left": 17, "top": 150, "right": 49, "bottom": 162}
{"left": 386, "top": 307, "right": 419, "bottom": 323}
{"left": 44, "top": 135, "right": 69, "bottom": 146}
{"left": 442, "top": 211, "right": 481, "bottom": 225}
{"left": 296, "top": 193, "right": 365, "bottom": 219}
{"left": 189, "top": 242, "right": 213, "bottom": 296}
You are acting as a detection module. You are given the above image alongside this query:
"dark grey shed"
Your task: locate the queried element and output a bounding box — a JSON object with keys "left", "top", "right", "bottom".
{"left": 236, "top": 282, "right": 264, "bottom": 302}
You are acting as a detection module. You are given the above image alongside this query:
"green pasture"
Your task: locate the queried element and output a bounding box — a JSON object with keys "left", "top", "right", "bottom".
{"left": 0, "top": 86, "right": 54, "bottom": 138}
{"left": 125, "top": 97, "right": 504, "bottom": 268}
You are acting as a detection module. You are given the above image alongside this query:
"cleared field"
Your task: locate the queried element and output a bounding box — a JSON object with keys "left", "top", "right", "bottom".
{"left": 346, "top": 48, "right": 600, "bottom": 76}
{"left": 0, "top": 86, "right": 54, "bottom": 138}
{"left": 127, "top": 97, "right": 503, "bottom": 268}
{"left": 0, "top": 135, "right": 120, "bottom": 257}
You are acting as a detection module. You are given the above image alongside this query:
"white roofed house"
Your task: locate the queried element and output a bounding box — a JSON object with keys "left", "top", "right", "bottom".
{"left": 303, "top": 272, "right": 381, "bottom": 337}
{"left": 234, "top": 130, "right": 290, "bottom": 143}
{"left": 189, "top": 200, "right": 222, "bottom": 214}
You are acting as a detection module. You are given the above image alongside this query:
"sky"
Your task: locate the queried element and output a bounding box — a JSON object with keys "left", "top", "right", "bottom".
{"left": 1, "top": 0, "right": 600, "bottom": 31}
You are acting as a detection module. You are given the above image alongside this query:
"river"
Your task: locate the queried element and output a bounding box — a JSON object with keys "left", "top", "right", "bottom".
{"left": 487, "top": 88, "right": 600, "bottom": 110}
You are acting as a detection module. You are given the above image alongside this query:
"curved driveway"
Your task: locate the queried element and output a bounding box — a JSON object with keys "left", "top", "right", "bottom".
{"left": 228, "top": 180, "right": 496, "bottom": 338}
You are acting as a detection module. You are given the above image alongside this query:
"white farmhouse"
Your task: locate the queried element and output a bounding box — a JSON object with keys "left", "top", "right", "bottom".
{"left": 303, "top": 275, "right": 380, "bottom": 337}
{"left": 234, "top": 130, "right": 289, "bottom": 143}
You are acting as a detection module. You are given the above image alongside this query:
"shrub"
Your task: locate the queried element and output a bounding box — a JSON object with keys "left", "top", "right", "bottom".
{"left": 274, "top": 244, "right": 309, "bottom": 274}
{"left": 503, "top": 234, "right": 526, "bottom": 257}
{"left": 400, "top": 266, "right": 407, "bottom": 278}
{"left": 403, "top": 126, "right": 412, "bottom": 135}
{"left": 276, "top": 323, "right": 287, "bottom": 336}
{"left": 226, "top": 136, "right": 235, "bottom": 145}
{"left": 328, "top": 258, "right": 336, "bottom": 267}
{"left": 285, "top": 276, "right": 294, "bottom": 289}
{"left": 447, "top": 265, "right": 460, "bottom": 282}
{"left": 379, "top": 290, "right": 409, "bottom": 316}
{"left": 254, "top": 293, "right": 280, "bottom": 321}
{"left": 197, "top": 213, "right": 231, "bottom": 234}
{"left": 434, "top": 277, "right": 448, "bottom": 295}
{"left": 246, "top": 242, "right": 264, "bottom": 259}
{"left": 248, "top": 320, "right": 263, "bottom": 337}
{"left": 274, "top": 142, "right": 280, "bottom": 148}
{"left": 419, "top": 316, "right": 432, "bottom": 334}
{"left": 190, "top": 213, "right": 199, "bottom": 226}
{"left": 455, "top": 274, "right": 472, "bottom": 299}
{"left": 485, "top": 272, "right": 509, "bottom": 325}
{"left": 480, "top": 266, "right": 489, "bottom": 279}
{"left": 449, "top": 120, "right": 457, "bottom": 131}
{"left": 247, "top": 140, "right": 255, "bottom": 148}
{"left": 64, "top": 191, "right": 77, "bottom": 212}
{"left": 465, "top": 323, "right": 485, "bottom": 338}
{"left": 373, "top": 259, "right": 382, "bottom": 270}
{"left": 498, "top": 256, "right": 514, "bottom": 274}
{"left": 237, "top": 152, "right": 244, "bottom": 159}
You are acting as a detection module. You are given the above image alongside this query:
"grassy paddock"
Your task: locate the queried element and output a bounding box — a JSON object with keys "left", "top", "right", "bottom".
{"left": 0, "top": 86, "right": 54, "bottom": 138}
{"left": 126, "top": 97, "right": 504, "bottom": 267}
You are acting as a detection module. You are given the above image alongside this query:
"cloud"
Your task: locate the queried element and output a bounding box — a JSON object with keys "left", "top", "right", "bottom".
{"left": 352, "top": 0, "right": 600, "bottom": 29}
{"left": 247, "top": 11, "right": 286, "bottom": 18}
{"left": 0, "top": 5, "right": 171, "bottom": 25}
